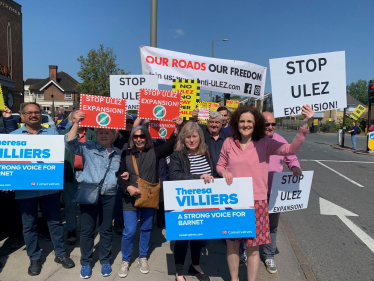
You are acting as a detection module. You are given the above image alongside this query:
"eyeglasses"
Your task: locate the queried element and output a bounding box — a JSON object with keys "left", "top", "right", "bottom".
{"left": 23, "top": 111, "right": 41, "bottom": 116}
{"left": 126, "top": 120, "right": 134, "bottom": 124}
{"left": 265, "top": 123, "right": 276, "bottom": 127}
{"left": 133, "top": 134, "right": 146, "bottom": 140}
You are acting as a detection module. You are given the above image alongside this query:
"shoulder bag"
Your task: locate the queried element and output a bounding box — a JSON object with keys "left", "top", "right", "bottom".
{"left": 132, "top": 155, "right": 160, "bottom": 209}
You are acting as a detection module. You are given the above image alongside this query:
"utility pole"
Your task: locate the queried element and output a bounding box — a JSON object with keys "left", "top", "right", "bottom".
{"left": 210, "top": 39, "right": 228, "bottom": 102}
{"left": 150, "top": 0, "right": 157, "bottom": 47}
{"left": 367, "top": 80, "right": 374, "bottom": 152}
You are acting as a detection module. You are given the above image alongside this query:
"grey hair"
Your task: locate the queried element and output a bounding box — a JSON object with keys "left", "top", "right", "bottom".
{"left": 68, "top": 108, "right": 80, "bottom": 122}
{"left": 20, "top": 102, "right": 42, "bottom": 114}
{"left": 210, "top": 110, "right": 223, "bottom": 122}
{"left": 176, "top": 121, "right": 208, "bottom": 155}
{"left": 128, "top": 125, "right": 154, "bottom": 150}
{"left": 93, "top": 128, "right": 117, "bottom": 143}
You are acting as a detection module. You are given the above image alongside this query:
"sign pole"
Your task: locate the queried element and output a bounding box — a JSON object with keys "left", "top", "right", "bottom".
{"left": 341, "top": 108, "right": 346, "bottom": 147}
{"left": 367, "top": 101, "right": 371, "bottom": 153}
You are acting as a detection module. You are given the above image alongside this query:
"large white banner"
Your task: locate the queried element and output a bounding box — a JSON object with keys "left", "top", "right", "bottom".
{"left": 270, "top": 51, "right": 347, "bottom": 118}
{"left": 140, "top": 46, "right": 267, "bottom": 98}
{"left": 268, "top": 171, "right": 314, "bottom": 213}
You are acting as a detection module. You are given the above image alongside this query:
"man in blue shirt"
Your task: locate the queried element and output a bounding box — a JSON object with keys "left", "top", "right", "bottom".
{"left": 217, "top": 106, "right": 231, "bottom": 132}
{"left": 11, "top": 102, "right": 75, "bottom": 276}
{"left": 348, "top": 121, "right": 359, "bottom": 150}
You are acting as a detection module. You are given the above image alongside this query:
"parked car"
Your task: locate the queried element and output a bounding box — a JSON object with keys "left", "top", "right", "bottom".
{"left": 57, "top": 117, "right": 70, "bottom": 131}
{"left": 0, "top": 113, "right": 57, "bottom": 131}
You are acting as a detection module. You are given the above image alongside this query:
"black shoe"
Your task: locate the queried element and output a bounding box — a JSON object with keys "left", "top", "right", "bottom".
{"left": 39, "top": 230, "right": 51, "bottom": 241}
{"left": 66, "top": 229, "right": 77, "bottom": 245}
{"left": 113, "top": 222, "right": 124, "bottom": 236}
{"left": 188, "top": 265, "right": 210, "bottom": 281}
{"left": 28, "top": 259, "right": 42, "bottom": 276}
{"left": 54, "top": 254, "right": 75, "bottom": 269}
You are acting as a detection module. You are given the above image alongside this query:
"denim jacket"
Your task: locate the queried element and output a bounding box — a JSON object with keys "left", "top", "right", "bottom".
{"left": 64, "top": 135, "right": 121, "bottom": 195}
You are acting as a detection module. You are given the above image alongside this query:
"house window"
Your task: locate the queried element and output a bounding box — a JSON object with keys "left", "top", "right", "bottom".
{"left": 24, "top": 91, "right": 29, "bottom": 97}
{"left": 35, "top": 92, "right": 44, "bottom": 99}
{"left": 65, "top": 91, "right": 72, "bottom": 99}
{"left": 43, "top": 106, "right": 49, "bottom": 111}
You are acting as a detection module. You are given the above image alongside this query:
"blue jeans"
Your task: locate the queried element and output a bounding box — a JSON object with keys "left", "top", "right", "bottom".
{"left": 351, "top": 134, "right": 357, "bottom": 150}
{"left": 18, "top": 193, "right": 66, "bottom": 260}
{"left": 121, "top": 208, "right": 156, "bottom": 262}
{"left": 262, "top": 212, "right": 281, "bottom": 260}
{"left": 62, "top": 180, "right": 78, "bottom": 231}
{"left": 113, "top": 185, "right": 124, "bottom": 225}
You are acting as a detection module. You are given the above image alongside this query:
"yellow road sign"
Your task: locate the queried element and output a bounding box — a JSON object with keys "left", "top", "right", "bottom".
{"left": 350, "top": 104, "right": 367, "bottom": 120}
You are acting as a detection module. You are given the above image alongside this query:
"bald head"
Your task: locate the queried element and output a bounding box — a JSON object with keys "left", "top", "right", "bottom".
{"left": 262, "top": 111, "right": 276, "bottom": 137}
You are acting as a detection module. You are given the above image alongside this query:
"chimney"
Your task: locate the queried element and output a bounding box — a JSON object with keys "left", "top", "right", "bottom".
{"left": 49, "top": 65, "right": 58, "bottom": 81}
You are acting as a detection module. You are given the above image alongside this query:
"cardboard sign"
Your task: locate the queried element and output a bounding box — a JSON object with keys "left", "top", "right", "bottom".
{"left": 79, "top": 94, "right": 127, "bottom": 130}
{"left": 270, "top": 51, "right": 347, "bottom": 118}
{"left": 138, "top": 89, "right": 182, "bottom": 121}
{"left": 163, "top": 178, "right": 255, "bottom": 240}
{"left": 226, "top": 100, "right": 239, "bottom": 112}
{"left": 172, "top": 79, "right": 200, "bottom": 120}
{"left": 350, "top": 104, "right": 366, "bottom": 120}
{"left": 313, "top": 119, "right": 318, "bottom": 126}
{"left": 149, "top": 120, "right": 175, "bottom": 139}
{"left": 210, "top": 102, "right": 219, "bottom": 111}
{"left": 269, "top": 171, "right": 314, "bottom": 213}
{"left": 0, "top": 84, "right": 5, "bottom": 111}
{"left": 0, "top": 135, "right": 64, "bottom": 190}
{"left": 197, "top": 102, "right": 210, "bottom": 120}
{"left": 140, "top": 45, "right": 267, "bottom": 98}
{"left": 110, "top": 75, "right": 158, "bottom": 110}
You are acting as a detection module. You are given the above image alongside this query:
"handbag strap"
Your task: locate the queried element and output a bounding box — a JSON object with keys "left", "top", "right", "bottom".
{"left": 132, "top": 154, "right": 139, "bottom": 176}
{"left": 99, "top": 154, "right": 114, "bottom": 186}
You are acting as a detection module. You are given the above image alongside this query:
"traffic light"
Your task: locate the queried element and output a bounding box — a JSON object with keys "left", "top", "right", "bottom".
{"left": 369, "top": 80, "right": 374, "bottom": 103}
{"left": 215, "top": 95, "right": 220, "bottom": 102}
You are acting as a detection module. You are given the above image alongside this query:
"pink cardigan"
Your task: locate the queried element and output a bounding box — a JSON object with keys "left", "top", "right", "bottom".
{"left": 216, "top": 128, "right": 308, "bottom": 200}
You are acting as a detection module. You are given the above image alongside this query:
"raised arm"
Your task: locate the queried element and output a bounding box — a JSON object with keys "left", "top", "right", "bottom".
{"left": 65, "top": 110, "right": 86, "bottom": 156}
{"left": 2, "top": 106, "right": 18, "bottom": 134}
{"left": 154, "top": 116, "right": 183, "bottom": 159}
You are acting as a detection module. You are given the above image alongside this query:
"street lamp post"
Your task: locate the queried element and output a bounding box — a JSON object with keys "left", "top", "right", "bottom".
{"left": 150, "top": 0, "right": 157, "bottom": 47}
{"left": 51, "top": 93, "right": 55, "bottom": 119}
{"left": 210, "top": 39, "right": 228, "bottom": 102}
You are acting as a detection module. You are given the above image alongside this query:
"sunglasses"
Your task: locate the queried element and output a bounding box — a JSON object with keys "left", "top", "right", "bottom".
{"left": 265, "top": 123, "right": 276, "bottom": 127}
{"left": 133, "top": 134, "right": 146, "bottom": 140}
{"left": 126, "top": 120, "right": 134, "bottom": 124}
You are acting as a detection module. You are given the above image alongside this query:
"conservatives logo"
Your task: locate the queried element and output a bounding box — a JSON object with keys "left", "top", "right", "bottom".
{"left": 159, "top": 128, "right": 167, "bottom": 138}
{"left": 31, "top": 182, "right": 35, "bottom": 186}
{"left": 153, "top": 105, "right": 166, "bottom": 119}
{"left": 222, "top": 231, "right": 227, "bottom": 235}
{"left": 96, "top": 112, "right": 111, "bottom": 126}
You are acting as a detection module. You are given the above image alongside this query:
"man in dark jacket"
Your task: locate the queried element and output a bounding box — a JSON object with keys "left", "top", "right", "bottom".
{"left": 60, "top": 109, "right": 96, "bottom": 245}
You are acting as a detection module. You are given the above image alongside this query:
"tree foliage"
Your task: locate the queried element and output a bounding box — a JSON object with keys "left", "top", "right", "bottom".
{"left": 76, "top": 44, "right": 129, "bottom": 96}
{"left": 347, "top": 79, "right": 368, "bottom": 105}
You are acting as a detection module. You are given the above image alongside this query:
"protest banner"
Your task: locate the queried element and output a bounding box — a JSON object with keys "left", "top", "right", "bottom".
{"left": 210, "top": 102, "right": 219, "bottom": 111}
{"left": 350, "top": 104, "right": 366, "bottom": 120}
{"left": 0, "top": 135, "right": 64, "bottom": 190}
{"left": 0, "top": 84, "right": 5, "bottom": 111}
{"left": 140, "top": 45, "right": 267, "bottom": 98}
{"left": 172, "top": 79, "right": 200, "bottom": 120}
{"left": 268, "top": 171, "right": 313, "bottom": 213}
{"left": 226, "top": 100, "right": 239, "bottom": 112}
{"left": 270, "top": 51, "right": 347, "bottom": 118}
{"left": 110, "top": 75, "right": 158, "bottom": 110}
{"left": 163, "top": 178, "right": 255, "bottom": 240}
{"left": 79, "top": 94, "right": 127, "bottom": 130}
{"left": 197, "top": 102, "right": 210, "bottom": 120}
{"left": 149, "top": 120, "right": 176, "bottom": 139}
{"left": 138, "top": 88, "right": 182, "bottom": 121}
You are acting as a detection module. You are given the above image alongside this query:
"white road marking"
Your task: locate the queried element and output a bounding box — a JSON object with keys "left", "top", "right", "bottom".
{"left": 299, "top": 160, "right": 374, "bottom": 164}
{"left": 315, "top": 161, "right": 364, "bottom": 187}
{"left": 320, "top": 198, "right": 374, "bottom": 253}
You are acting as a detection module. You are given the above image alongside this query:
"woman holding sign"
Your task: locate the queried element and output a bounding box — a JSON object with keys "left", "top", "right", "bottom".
{"left": 169, "top": 121, "right": 214, "bottom": 281}
{"left": 117, "top": 117, "right": 182, "bottom": 278}
{"left": 216, "top": 105, "right": 314, "bottom": 281}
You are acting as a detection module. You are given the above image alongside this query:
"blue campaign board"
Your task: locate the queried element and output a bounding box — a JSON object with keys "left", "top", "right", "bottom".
{"left": 163, "top": 178, "right": 256, "bottom": 241}
{"left": 0, "top": 135, "right": 65, "bottom": 190}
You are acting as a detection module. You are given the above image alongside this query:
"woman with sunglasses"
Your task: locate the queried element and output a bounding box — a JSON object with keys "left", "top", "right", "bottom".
{"left": 216, "top": 105, "right": 314, "bottom": 281}
{"left": 117, "top": 117, "right": 183, "bottom": 278}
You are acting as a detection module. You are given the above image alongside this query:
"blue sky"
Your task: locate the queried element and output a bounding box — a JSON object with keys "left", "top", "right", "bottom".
{"left": 20, "top": 0, "right": 374, "bottom": 100}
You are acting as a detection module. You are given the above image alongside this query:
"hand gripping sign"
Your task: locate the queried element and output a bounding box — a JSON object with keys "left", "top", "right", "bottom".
{"left": 138, "top": 89, "right": 182, "bottom": 121}
{"left": 270, "top": 51, "right": 347, "bottom": 118}
{"left": 149, "top": 120, "right": 176, "bottom": 139}
{"left": 79, "top": 94, "right": 127, "bottom": 130}
{"left": 172, "top": 79, "right": 200, "bottom": 120}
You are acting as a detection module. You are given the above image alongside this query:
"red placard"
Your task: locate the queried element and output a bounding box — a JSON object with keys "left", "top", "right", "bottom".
{"left": 79, "top": 94, "right": 127, "bottom": 129}
{"left": 149, "top": 120, "right": 176, "bottom": 139}
{"left": 138, "top": 89, "right": 182, "bottom": 121}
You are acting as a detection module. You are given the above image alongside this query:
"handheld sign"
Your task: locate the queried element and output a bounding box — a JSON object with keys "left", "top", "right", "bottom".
{"left": 270, "top": 51, "right": 347, "bottom": 118}
{"left": 210, "top": 102, "right": 219, "bottom": 111}
{"left": 110, "top": 75, "right": 158, "bottom": 110}
{"left": 172, "top": 79, "right": 200, "bottom": 120}
{"left": 79, "top": 94, "right": 127, "bottom": 130}
{"left": 197, "top": 102, "right": 210, "bottom": 120}
{"left": 138, "top": 89, "right": 182, "bottom": 121}
{"left": 149, "top": 120, "right": 176, "bottom": 139}
{"left": 0, "top": 84, "right": 5, "bottom": 111}
{"left": 0, "top": 135, "right": 64, "bottom": 190}
{"left": 163, "top": 178, "right": 256, "bottom": 240}
{"left": 349, "top": 104, "right": 366, "bottom": 120}
{"left": 140, "top": 45, "right": 267, "bottom": 98}
{"left": 226, "top": 100, "right": 239, "bottom": 112}
{"left": 268, "top": 171, "right": 314, "bottom": 213}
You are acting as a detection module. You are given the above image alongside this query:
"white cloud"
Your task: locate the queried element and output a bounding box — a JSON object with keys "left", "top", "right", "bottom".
{"left": 170, "top": 29, "right": 185, "bottom": 38}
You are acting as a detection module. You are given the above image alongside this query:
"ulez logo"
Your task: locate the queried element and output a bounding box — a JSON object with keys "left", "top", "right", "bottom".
{"left": 159, "top": 128, "right": 167, "bottom": 138}
{"left": 153, "top": 105, "right": 166, "bottom": 119}
{"left": 96, "top": 112, "right": 111, "bottom": 126}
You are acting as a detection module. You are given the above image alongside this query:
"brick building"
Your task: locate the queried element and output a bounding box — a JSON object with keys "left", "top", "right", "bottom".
{"left": 25, "top": 65, "right": 80, "bottom": 115}
{"left": 0, "top": 0, "right": 23, "bottom": 111}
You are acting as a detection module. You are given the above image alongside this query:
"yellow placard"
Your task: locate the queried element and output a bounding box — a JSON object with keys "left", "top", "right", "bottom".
{"left": 210, "top": 102, "right": 219, "bottom": 111}
{"left": 329, "top": 118, "right": 332, "bottom": 122}
{"left": 172, "top": 79, "right": 200, "bottom": 120}
{"left": 349, "top": 104, "right": 367, "bottom": 120}
{"left": 226, "top": 100, "right": 239, "bottom": 112}
{"left": 313, "top": 119, "right": 318, "bottom": 126}
{"left": 18, "top": 123, "right": 50, "bottom": 129}
{"left": 0, "top": 84, "right": 5, "bottom": 111}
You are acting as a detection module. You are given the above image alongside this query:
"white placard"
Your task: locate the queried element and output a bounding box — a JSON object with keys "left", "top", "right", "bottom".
{"left": 268, "top": 171, "right": 314, "bottom": 213}
{"left": 110, "top": 75, "right": 158, "bottom": 110}
{"left": 270, "top": 51, "right": 347, "bottom": 118}
{"left": 140, "top": 46, "right": 267, "bottom": 98}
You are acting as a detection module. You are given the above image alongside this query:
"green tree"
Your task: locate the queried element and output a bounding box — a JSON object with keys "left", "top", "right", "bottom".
{"left": 76, "top": 44, "right": 129, "bottom": 96}
{"left": 347, "top": 79, "right": 368, "bottom": 105}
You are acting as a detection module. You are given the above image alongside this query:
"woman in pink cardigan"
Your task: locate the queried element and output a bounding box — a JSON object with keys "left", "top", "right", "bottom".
{"left": 216, "top": 105, "right": 314, "bottom": 281}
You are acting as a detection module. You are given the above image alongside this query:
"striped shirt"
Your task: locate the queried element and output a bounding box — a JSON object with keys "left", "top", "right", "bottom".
{"left": 187, "top": 154, "right": 211, "bottom": 175}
